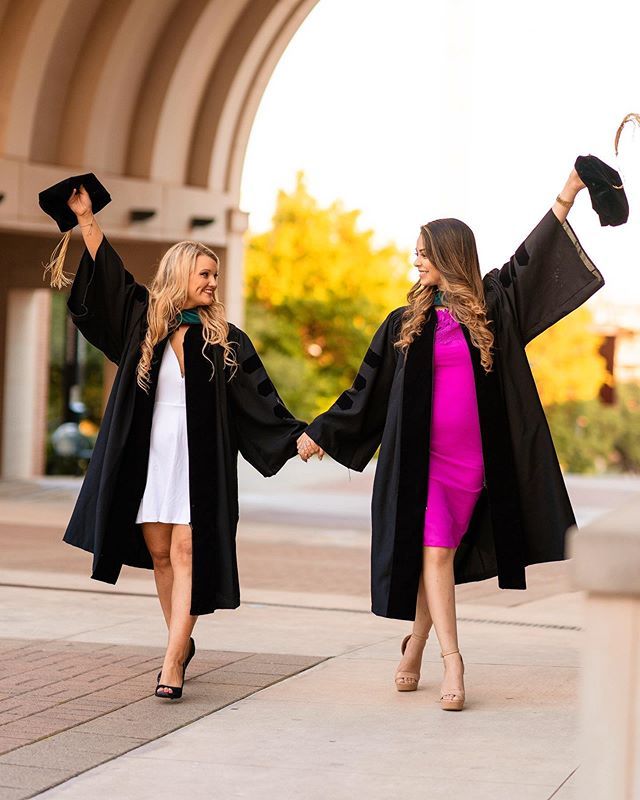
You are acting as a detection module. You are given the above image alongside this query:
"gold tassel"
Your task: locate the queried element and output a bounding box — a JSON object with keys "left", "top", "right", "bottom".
{"left": 42, "top": 230, "right": 73, "bottom": 289}
{"left": 614, "top": 113, "right": 640, "bottom": 155}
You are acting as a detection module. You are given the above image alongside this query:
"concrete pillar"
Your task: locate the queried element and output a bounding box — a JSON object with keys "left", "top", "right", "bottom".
{"left": 1, "top": 289, "right": 51, "bottom": 478}
{"left": 568, "top": 496, "right": 640, "bottom": 799}
{"left": 225, "top": 207, "right": 249, "bottom": 326}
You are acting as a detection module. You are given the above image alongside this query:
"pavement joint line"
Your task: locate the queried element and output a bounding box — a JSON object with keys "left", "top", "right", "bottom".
{"left": 546, "top": 765, "right": 580, "bottom": 798}
{"left": 457, "top": 617, "right": 582, "bottom": 632}
{"left": 0, "top": 580, "right": 583, "bottom": 630}
{"left": 0, "top": 583, "right": 155, "bottom": 597}
{"left": 45, "top": 618, "right": 152, "bottom": 644}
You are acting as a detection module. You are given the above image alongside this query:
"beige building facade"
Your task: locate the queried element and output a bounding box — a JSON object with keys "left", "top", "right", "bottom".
{"left": 593, "top": 301, "right": 640, "bottom": 385}
{"left": 0, "top": 0, "right": 318, "bottom": 478}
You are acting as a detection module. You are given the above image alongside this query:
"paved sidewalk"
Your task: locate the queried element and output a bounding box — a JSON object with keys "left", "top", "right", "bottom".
{"left": 0, "top": 638, "right": 322, "bottom": 799}
{"left": 0, "top": 586, "right": 581, "bottom": 800}
{"left": 0, "top": 463, "right": 637, "bottom": 799}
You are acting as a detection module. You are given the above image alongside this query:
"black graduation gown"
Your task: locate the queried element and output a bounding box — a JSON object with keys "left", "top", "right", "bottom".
{"left": 63, "top": 236, "right": 306, "bottom": 615}
{"left": 306, "top": 209, "right": 604, "bottom": 621}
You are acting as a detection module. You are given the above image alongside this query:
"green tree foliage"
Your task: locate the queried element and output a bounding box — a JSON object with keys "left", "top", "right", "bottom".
{"left": 244, "top": 172, "right": 409, "bottom": 419}
{"left": 546, "top": 382, "right": 640, "bottom": 473}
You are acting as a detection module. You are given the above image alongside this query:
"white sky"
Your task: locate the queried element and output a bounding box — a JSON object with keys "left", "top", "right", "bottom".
{"left": 241, "top": 0, "right": 640, "bottom": 305}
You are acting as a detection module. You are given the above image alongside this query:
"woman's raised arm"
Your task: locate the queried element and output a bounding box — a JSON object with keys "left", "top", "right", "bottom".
{"left": 66, "top": 188, "right": 148, "bottom": 364}
{"left": 552, "top": 168, "right": 586, "bottom": 223}
{"left": 67, "top": 185, "right": 103, "bottom": 259}
{"left": 486, "top": 167, "right": 603, "bottom": 345}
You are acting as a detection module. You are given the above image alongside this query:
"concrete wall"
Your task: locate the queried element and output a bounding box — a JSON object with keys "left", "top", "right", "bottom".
{"left": 569, "top": 496, "right": 640, "bottom": 799}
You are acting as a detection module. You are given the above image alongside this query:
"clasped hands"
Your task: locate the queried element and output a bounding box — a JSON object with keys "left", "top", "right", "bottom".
{"left": 297, "top": 432, "right": 324, "bottom": 462}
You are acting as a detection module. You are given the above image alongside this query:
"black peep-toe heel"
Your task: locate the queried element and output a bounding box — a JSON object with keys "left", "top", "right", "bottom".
{"left": 155, "top": 664, "right": 185, "bottom": 700}
{"left": 156, "top": 637, "right": 196, "bottom": 684}
{"left": 183, "top": 637, "right": 196, "bottom": 678}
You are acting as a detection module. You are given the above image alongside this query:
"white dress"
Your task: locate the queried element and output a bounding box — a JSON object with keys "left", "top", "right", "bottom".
{"left": 135, "top": 341, "right": 191, "bottom": 524}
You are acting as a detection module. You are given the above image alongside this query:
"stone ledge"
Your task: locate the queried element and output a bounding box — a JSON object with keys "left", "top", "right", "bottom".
{"left": 567, "top": 493, "right": 640, "bottom": 595}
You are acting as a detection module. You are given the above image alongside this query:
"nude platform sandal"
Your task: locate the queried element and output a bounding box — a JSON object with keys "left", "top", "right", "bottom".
{"left": 440, "top": 649, "right": 465, "bottom": 711}
{"left": 395, "top": 633, "right": 428, "bottom": 692}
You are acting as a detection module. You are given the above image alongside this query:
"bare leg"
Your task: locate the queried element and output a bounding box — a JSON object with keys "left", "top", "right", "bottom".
{"left": 396, "top": 578, "right": 434, "bottom": 676}
{"left": 414, "top": 578, "right": 434, "bottom": 639}
{"left": 141, "top": 522, "right": 173, "bottom": 626}
{"left": 158, "top": 524, "right": 198, "bottom": 692}
{"left": 422, "top": 545, "right": 464, "bottom": 700}
{"left": 142, "top": 522, "right": 197, "bottom": 694}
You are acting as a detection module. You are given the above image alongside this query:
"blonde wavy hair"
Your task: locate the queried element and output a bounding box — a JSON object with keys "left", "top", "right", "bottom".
{"left": 396, "top": 218, "right": 495, "bottom": 373}
{"left": 136, "top": 240, "right": 236, "bottom": 392}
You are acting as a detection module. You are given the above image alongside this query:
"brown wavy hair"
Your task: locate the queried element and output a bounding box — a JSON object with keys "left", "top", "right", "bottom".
{"left": 136, "top": 241, "right": 237, "bottom": 392}
{"left": 396, "top": 218, "right": 494, "bottom": 373}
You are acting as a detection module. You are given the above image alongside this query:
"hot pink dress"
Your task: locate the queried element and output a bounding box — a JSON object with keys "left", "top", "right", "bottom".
{"left": 423, "top": 307, "right": 485, "bottom": 548}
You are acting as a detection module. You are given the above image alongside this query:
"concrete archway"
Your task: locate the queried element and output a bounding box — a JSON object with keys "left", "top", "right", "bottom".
{"left": 0, "top": 0, "right": 319, "bottom": 476}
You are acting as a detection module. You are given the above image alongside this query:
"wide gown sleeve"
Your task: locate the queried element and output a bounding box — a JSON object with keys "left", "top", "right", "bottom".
{"left": 305, "top": 308, "right": 402, "bottom": 472}
{"left": 66, "top": 235, "right": 148, "bottom": 364}
{"left": 484, "top": 209, "right": 604, "bottom": 345}
{"left": 227, "top": 326, "right": 307, "bottom": 477}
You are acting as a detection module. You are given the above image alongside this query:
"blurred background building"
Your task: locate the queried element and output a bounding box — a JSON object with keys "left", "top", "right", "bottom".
{"left": 0, "top": 0, "right": 318, "bottom": 478}
{"left": 593, "top": 302, "right": 640, "bottom": 386}
{"left": 0, "top": 0, "right": 638, "bottom": 481}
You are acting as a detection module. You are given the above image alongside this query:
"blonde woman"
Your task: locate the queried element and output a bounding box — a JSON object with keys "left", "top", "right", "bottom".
{"left": 61, "top": 185, "right": 306, "bottom": 700}
{"left": 298, "top": 163, "right": 611, "bottom": 711}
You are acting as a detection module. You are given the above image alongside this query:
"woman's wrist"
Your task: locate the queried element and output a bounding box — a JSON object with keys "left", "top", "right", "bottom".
{"left": 562, "top": 169, "right": 586, "bottom": 199}
{"left": 552, "top": 168, "right": 586, "bottom": 222}
{"left": 555, "top": 184, "right": 581, "bottom": 211}
{"left": 76, "top": 211, "right": 94, "bottom": 225}
{"left": 558, "top": 183, "right": 579, "bottom": 204}
{"left": 555, "top": 192, "right": 574, "bottom": 209}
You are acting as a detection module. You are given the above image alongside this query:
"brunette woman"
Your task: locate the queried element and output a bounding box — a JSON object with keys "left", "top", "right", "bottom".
{"left": 298, "top": 162, "right": 614, "bottom": 711}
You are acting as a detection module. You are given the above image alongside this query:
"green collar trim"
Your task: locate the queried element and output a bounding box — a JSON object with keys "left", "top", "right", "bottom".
{"left": 177, "top": 308, "right": 202, "bottom": 325}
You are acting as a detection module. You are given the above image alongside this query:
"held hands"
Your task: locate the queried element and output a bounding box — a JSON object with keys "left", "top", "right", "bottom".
{"left": 297, "top": 433, "right": 324, "bottom": 462}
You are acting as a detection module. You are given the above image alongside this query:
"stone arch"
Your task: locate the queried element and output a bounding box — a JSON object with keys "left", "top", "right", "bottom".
{"left": 0, "top": 0, "right": 320, "bottom": 476}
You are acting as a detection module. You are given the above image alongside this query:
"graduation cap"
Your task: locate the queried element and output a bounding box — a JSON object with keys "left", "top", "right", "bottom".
{"left": 574, "top": 154, "right": 628, "bottom": 227}
{"left": 38, "top": 173, "right": 111, "bottom": 288}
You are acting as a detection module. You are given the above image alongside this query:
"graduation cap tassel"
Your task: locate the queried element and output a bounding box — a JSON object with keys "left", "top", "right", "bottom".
{"left": 614, "top": 113, "right": 640, "bottom": 156}
{"left": 43, "top": 230, "right": 73, "bottom": 289}
{"left": 38, "top": 173, "right": 111, "bottom": 287}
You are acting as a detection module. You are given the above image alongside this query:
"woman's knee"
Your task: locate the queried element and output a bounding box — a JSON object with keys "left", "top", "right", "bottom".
{"left": 170, "top": 536, "right": 193, "bottom": 568}
{"left": 142, "top": 523, "right": 172, "bottom": 569}
{"left": 148, "top": 546, "right": 171, "bottom": 570}
{"left": 423, "top": 545, "right": 455, "bottom": 568}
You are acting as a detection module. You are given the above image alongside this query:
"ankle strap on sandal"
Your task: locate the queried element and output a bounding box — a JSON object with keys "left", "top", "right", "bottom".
{"left": 410, "top": 633, "right": 428, "bottom": 641}
{"left": 440, "top": 649, "right": 460, "bottom": 658}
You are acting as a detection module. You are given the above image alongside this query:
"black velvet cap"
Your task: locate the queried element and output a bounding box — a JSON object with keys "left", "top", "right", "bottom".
{"left": 38, "top": 172, "right": 111, "bottom": 232}
{"left": 574, "top": 154, "right": 629, "bottom": 227}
